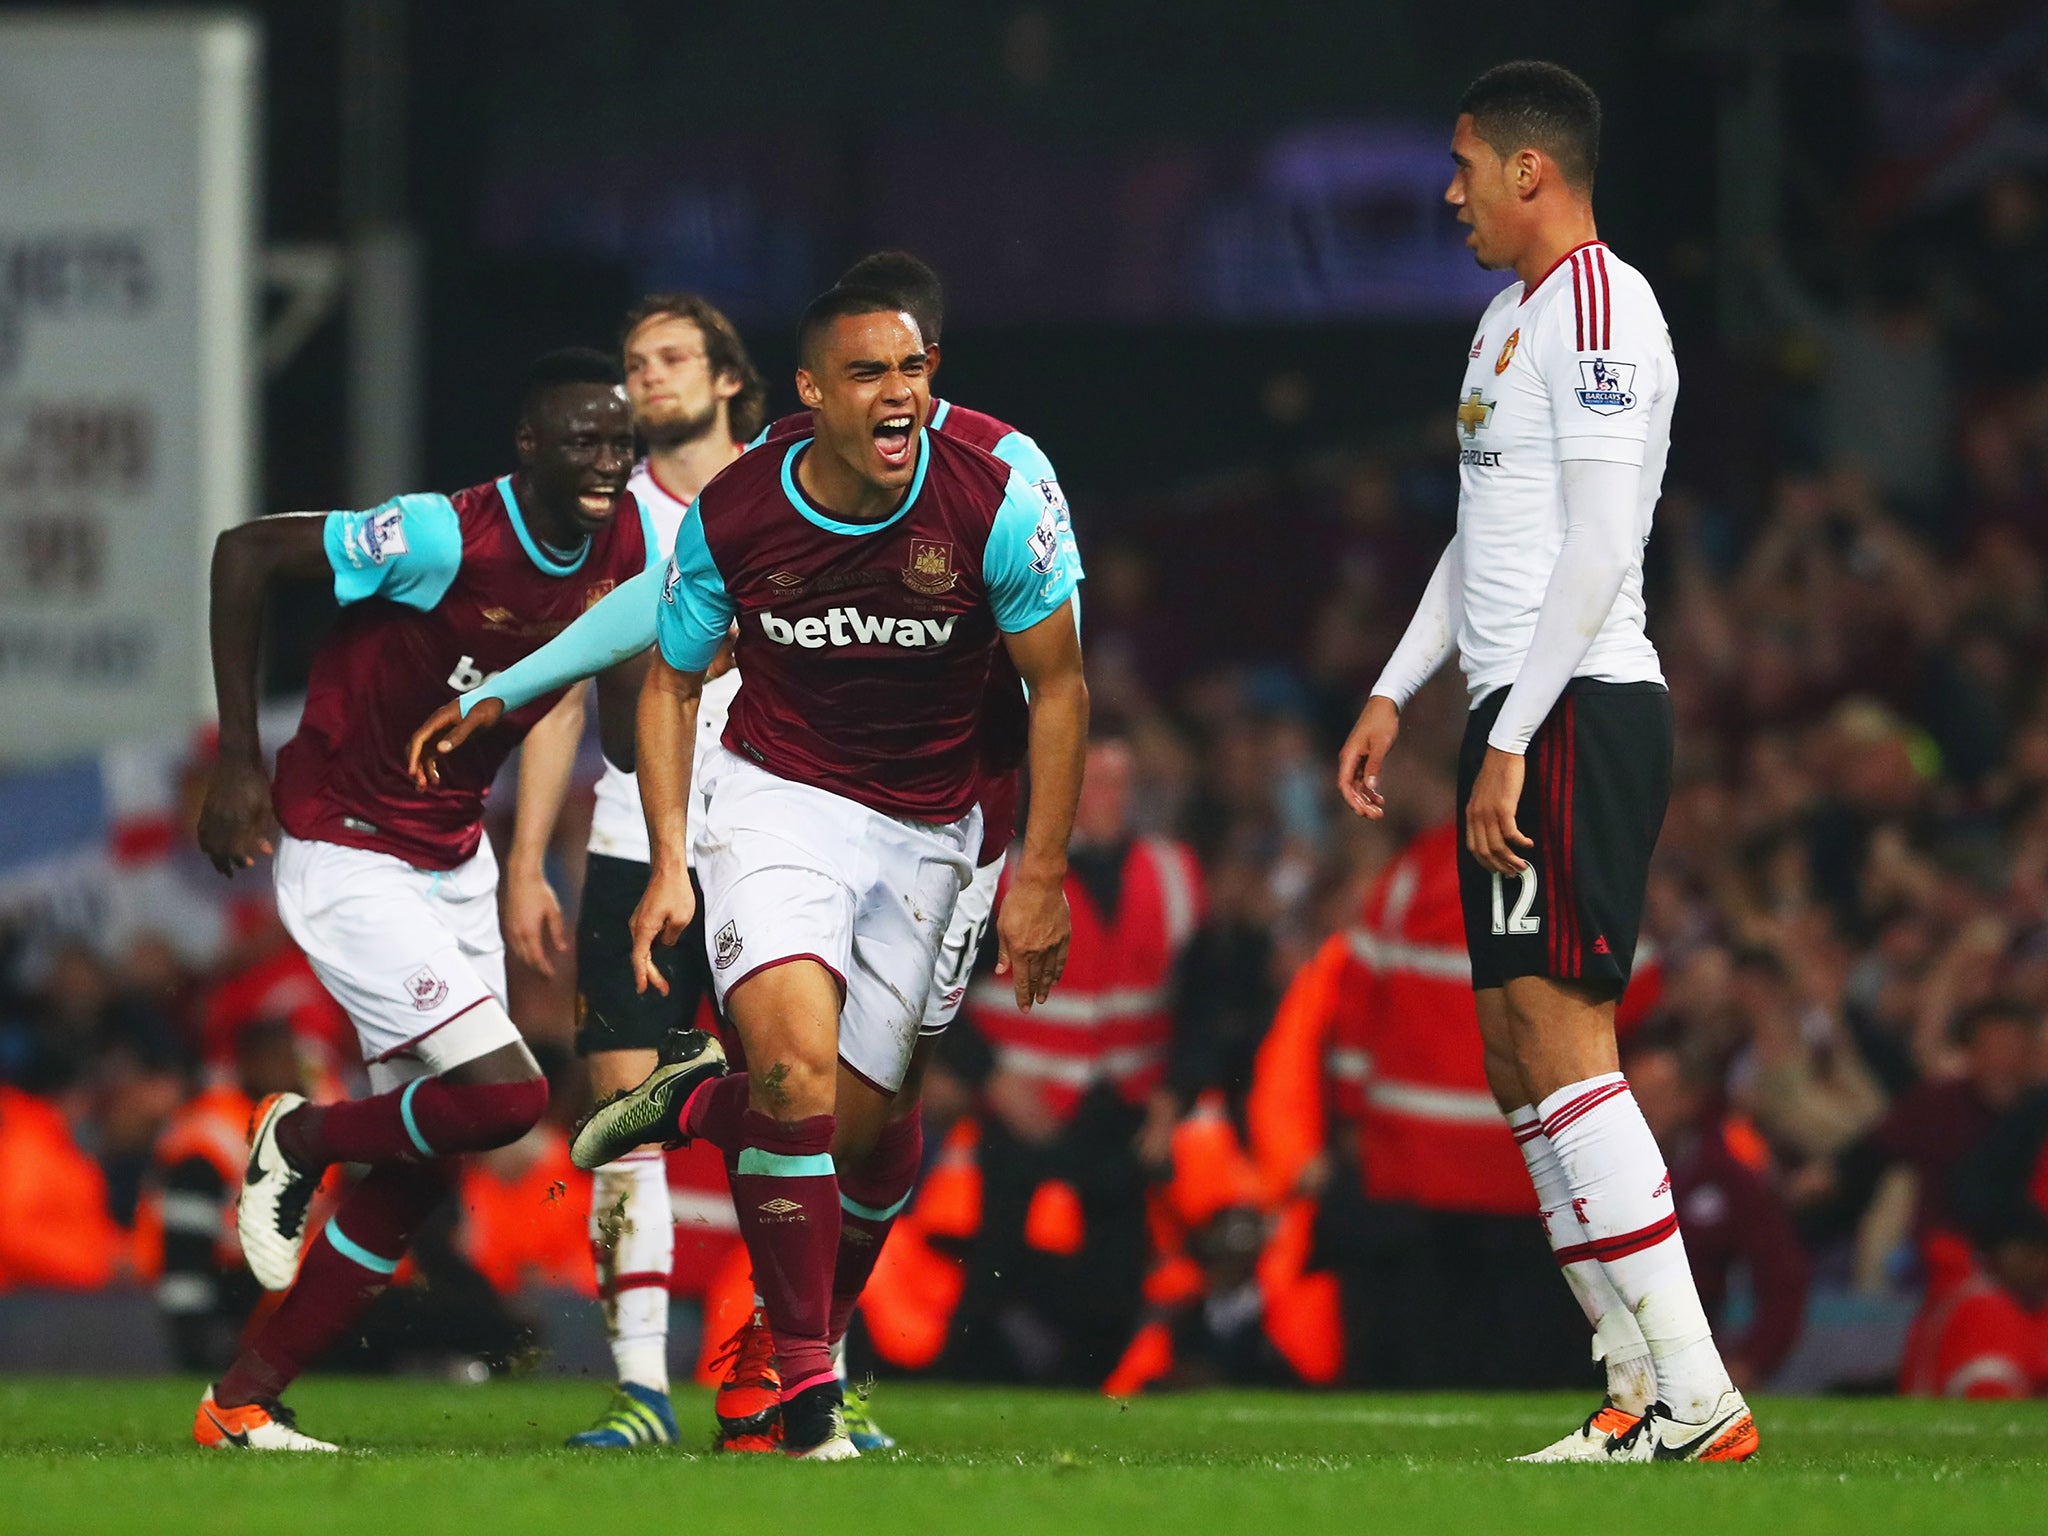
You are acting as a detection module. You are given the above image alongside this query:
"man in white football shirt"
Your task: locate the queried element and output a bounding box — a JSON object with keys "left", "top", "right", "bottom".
{"left": 503, "top": 294, "right": 761, "bottom": 1449}
{"left": 1336, "top": 61, "right": 1756, "bottom": 1464}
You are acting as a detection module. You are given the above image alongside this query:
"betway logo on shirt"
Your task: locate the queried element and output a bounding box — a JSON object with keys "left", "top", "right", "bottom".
{"left": 759, "top": 607, "right": 957, "bottom": 649}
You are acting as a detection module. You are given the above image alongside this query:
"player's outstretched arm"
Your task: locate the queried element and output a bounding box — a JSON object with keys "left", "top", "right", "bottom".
{"left": 470, "top": 565, "right": 662, "bottom": 715}
{"left": 996, "top": 601, "right": 1089, "bottom": 1009}
{"left": 501, "top": 680, "right": 588, "bottom": 978}
{"left": 406, "top": 564, "right": 664, "bottom": 785}
{"left": 626, "top": 652, "right": 704, "bottom": 996}
{"left": 1337, "top": 535, "right": 1461, "bottom": 818}
{"left": 198, "top": 514, "right": 334, "bottom": 875}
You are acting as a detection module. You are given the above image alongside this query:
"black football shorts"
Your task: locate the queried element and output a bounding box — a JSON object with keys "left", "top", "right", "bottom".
{"left": 574, "top": 854, "right": 712, "bottom": 1055}
{"left": 1456, "top": 679, "right": 1672, "bottom": 994}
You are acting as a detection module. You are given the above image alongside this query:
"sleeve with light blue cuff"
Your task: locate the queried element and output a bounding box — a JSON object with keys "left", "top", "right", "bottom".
{"left": 457, "top": 565, "right": 661, "bottom": 717}
{"left": 983, "top": 471, "right": 1083, "bottom": 633}
{"left": 324, "top": 493, "right": 463, "bottom": 610}
{"left": 991, "top": 430, "right": 1080, "bottom": 633}
{"left": 655, "top": 506, "right": 738, "bottom": 672}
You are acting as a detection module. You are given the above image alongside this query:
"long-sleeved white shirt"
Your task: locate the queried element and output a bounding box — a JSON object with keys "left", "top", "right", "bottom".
{"left": 1372, "top": 241, "right": 1672, "bottom": 753}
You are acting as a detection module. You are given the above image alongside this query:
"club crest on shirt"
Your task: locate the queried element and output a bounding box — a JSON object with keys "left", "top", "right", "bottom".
{"left": 903, "top": 538, "right": 958, "bottom": 595}
{"left": 1494, "top": 329, "right": 1520, "bottom": 375}
{"left": 713, "top": 920, "right": 743, "bottom": 970}
{"left": 1575, "top": 358, "right": 1637, "bottom": 414}
{"left": 584, "top": 579, "right": 616, "bottom": 611}
{"left": 404, "top": 965, "right": 449, "bottom": 1012}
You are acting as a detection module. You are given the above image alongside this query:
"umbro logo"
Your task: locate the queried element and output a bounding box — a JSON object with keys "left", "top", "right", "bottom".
{"left": 767, "top": 570, "right": 805, "bottom": 589}
{"left": 757, "top": 1197, "right": 803, "bottom": 1216}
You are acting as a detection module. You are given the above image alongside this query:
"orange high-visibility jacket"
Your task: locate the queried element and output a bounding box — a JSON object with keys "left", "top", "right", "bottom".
{"left": 458, "top": 1129, "right": 593, "bottom": 1296}
{"left": 1252, "top": 821, "right": 1662, "bottom": 1216}
{"left": 967, "top": 837, "right": 1204, "bottom": 1121}
{"left": 0, "top": 1086, "right": 123, "bottom": 1290}
{"left": 1105, "top": 1096, "right": 1342, "bottom": 1392}
{"left": 1252, "top": 822, "right": 1533, "bottom": 1215}
{"left": 133, "top": 1085, "right": 255, "bottom": 1280}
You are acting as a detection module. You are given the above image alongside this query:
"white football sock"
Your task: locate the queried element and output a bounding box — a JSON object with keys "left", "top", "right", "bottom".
{"left": 1508, "top": 1104, "right": 1655, "bottom": 1415}
{"left": 1538, "top": 1073, "right": 1734, "bottom": 1421}
{"left": 590, "top": 1149, "right": 673, "bottom": 1394}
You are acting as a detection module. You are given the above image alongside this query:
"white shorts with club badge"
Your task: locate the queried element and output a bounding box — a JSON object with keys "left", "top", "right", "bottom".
{"left": 273, "top": 832, "right": 520, "bottom": 1090}
{"left": 692, "top": 741, "right": 977, "bottom": 1094}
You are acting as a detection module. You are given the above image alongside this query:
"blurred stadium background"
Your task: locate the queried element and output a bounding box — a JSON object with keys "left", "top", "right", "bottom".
{"left": 5, "top": 0, "right": 2048, "bottom": 1413}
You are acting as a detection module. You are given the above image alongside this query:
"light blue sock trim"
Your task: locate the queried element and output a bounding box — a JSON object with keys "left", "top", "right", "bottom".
{"left": 839, "top": 1189, "right": 911, "bottom": 1222}
{"left": 326, "top": 1219, "right": 400, "bottom": 1275}
{"left": 736, "top": 1147, "right": 835, "bottom": 1179}
{"left": 399, "top": 1078, "right": 434, "bottom": 1158}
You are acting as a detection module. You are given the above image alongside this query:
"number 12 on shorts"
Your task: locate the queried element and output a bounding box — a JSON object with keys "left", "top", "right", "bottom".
{"left": 1490, "top": 866, "right": 1541, "bottom": 936}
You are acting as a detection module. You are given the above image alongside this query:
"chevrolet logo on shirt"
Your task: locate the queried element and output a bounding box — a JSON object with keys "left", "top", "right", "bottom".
{"left": 1456, "top": 389, "right": 1495, "bottom": 438}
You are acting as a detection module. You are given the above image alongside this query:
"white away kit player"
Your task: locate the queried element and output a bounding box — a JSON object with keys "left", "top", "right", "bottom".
{"left": 1336, "top": 61, "right": 1756, "bottom": 1464}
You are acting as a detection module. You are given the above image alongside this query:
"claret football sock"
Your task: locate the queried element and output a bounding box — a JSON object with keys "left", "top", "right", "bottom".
{"left": 590, "top": 1148, "right": 674, "bottom": 1393}
{"left": 729, "top": 1109, "right": 840, "bottom": 1396}
{"left": 1537, "top": 1074, "right": 1735, "bottom": 1421}
{"left": 680, "top": 1072, "right": 753, "bottom": 1151}
{"left": 216, "top": 1162, "right": 452, "bottom": 1407}
{"left": 1508, "top": 1104, "right": 1655, "bottom": 1414}
{"left": 830, "top": 1112, "right": 922, "bottom": 1344}
{"left": 278, "top": 1074, "right": 548, "bottom": 1168}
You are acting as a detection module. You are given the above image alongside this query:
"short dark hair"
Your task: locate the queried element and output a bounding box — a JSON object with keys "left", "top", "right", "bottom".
{"left": 795, "top": 284, "right": 917, "bottom": 366}
{"left": 620, "top": 293, "right": 768, "bottom": 442}
{"left": 520, "top": 346, "right": 621, "bottom": 423}
{"left": 836, "top": 250, "right": 945, "bottom": 343}
{"left": 1459, "top": 60, "right": 1601, "bottom": 192}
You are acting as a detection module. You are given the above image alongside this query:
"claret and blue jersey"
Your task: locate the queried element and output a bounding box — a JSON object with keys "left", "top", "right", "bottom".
{"left": 658, "top": 426, "right": 1080, "bottom": 823}
{"left": 271, "top": 476, "right": 655, "bottom": 870}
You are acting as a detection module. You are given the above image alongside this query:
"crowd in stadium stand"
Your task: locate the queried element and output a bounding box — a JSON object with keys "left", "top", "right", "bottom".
{"left": 6, "top": 170, "right": 2048, "bottom": 1398}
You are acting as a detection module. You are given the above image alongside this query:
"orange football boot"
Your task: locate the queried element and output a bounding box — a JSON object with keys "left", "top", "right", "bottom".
{"left": 193, "top": 1386, "right": 337, "bottom": 1452}
{"left": 710, "top": 1306, "right": 782, "bottom": 1444}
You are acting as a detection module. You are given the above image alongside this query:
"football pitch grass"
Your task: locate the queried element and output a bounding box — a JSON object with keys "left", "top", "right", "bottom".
{"left": 6, "top": 1378, "right": 2047, "bottom": 1535}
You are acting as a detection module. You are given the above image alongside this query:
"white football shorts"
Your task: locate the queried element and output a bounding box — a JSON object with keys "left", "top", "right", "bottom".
{"left": 273, "top": 832, "right": 519, "bottom": 1086}
{"left": 920, "top": 850, "right": 1004, "bottom": 1035}
{"left": 692, "top": 741, "right": 976, "bottom": 1094}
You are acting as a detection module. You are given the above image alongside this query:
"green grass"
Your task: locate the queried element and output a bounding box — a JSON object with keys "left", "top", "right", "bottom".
{"left": 5, "top": 1378, "right": 2047, "bottom": 1535}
